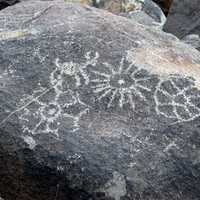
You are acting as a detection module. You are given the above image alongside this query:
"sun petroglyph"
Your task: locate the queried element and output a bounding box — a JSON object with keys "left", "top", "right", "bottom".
{"left": 154, "top": 75, "right": 200, "bottom": 123}
{"left": 88, "top": 57, "right": 153, "bottom": 110}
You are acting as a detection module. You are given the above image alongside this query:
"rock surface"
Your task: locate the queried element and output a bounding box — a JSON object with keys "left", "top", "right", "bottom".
{"left": 121, "top": 0, "right": 166, "bottom": 29}
{"left": 181, "top": 34, "right": 200, "bottom": 51}
{"left": 164, "top": 0, "right": 200, "bottom": 38}
{"left": 0, "top": 1, "right": 200, "bottom": 200}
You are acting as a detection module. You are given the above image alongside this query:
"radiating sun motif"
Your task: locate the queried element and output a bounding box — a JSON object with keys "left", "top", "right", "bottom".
{"left": 88, "top": 57, "right": 153, "bottom": 110}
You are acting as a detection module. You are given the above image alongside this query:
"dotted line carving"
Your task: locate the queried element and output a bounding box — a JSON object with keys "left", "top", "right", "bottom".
{"left": 154, "top": 75, "right": 200, "bottom": 123}
{"left": 18, "top": 52, "right": 98, "bottom": 137}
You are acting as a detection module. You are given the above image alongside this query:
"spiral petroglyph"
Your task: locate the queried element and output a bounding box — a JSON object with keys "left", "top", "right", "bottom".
{"left": 154, "top": 75, "right": 200, "bottom": 123}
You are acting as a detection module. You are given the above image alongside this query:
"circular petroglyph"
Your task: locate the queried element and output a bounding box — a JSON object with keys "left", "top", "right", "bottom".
{"left": 87, "top": 57, "right": 154, "bottom": 110}
{"left": 154, "top": 75, "right": 200, "bottom": 123}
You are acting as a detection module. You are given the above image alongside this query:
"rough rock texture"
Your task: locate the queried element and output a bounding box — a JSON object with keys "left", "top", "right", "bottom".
{"left": 164, "top": 0, "right": 200, "bottom": 38}
{"left": 0, "top": 1, "right": 200, "bottom": 200}
{"left": 181, "top": 34, "right": 200, "bottom": 51}
{"left": 121, "top": 0, "right": 166, "bottom": 29}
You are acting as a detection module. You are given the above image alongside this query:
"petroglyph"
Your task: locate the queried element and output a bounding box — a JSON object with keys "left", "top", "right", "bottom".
{"left": 88, "top": 57, "right": 153, "bottom": 110}
{"left": 3, "top": 50, "right": 200, "bottom": 139}
{"left": 127, "top": 46, "right": 200, "bottom": 88}
{"left": 19, "top": 89, "right": 89, "bottom": 137}
{"left": 154, "top": 75, "right": 200, "bottom": 123}
{"left": 14, "top": 52, "right": 99, "bottom": 138}
{"left": 54, "top": 52, "right": 99, "bottom": 87}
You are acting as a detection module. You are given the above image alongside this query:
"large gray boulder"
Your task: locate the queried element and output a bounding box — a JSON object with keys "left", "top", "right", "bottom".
{"left": 164, "top": 0, "right": 200, "bottom": 39}
{"left": 0, "top": 1, "right": 200, "bottom": 200}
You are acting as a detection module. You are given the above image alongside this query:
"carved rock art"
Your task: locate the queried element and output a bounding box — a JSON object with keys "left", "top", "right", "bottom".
{"left": 154, "top": 75, "right": 200, "bottom": 123}
{"left": 54, "top": 52, "right": 99, "bottom": 88}
{"left": 18, "top": 52, "right": 99, "bottom": 138}
{"left": 1, "top": 2, "right": 200, "bottom": 199}
{"left": 4, "top": 50, "right": 200, "bottom": 140}
{"left": 88, "top": 57, "right": 154, "bottom": 110}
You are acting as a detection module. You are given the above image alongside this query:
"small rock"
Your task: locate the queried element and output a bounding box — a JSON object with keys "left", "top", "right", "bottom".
{"left": 122, "top": 0, "right": 166, "bottom": 29}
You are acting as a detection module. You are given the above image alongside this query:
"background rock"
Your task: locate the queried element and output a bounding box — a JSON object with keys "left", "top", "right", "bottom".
{"left": 121, "top": 0, "right": 166, "bottom": 29}
{"left": 164, "top": 0, "right": 200, "bottom": 38}
{"left": 0, "top": 1, "right": 200, "bottom": 200}
{"left": 153, "top": 0, "right": 173, "bottom": 15}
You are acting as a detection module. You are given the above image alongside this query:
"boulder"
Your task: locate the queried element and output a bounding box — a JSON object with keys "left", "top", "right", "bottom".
{"left": 164, "top": 0, "right": 200, "bottom": 39}
{"left": 74, "top": 0, "right": 167, "bottom": 29}
{"left": 121, "top": 0, "right": 166, "bottom": 29}
{"left": 152, "top": 0, "right": 173, "bottom": 15}
{"left": 0, "top": 1, "right": 200, "bottom": 200}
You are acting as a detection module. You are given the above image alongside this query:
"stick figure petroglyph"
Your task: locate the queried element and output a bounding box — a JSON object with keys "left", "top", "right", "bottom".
{"left": 54, "top": 52, "right": 99, "bottom": 87}
{"left": 16, "top": 52, "right": 98, "bottom": 138}
{"left": 3, "top": 50, "right": 200, "bottom": 140}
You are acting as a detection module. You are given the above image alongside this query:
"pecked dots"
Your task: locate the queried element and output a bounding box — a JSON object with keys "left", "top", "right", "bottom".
{"left": 154, "top": 75, "right": 200, "bottom": 123}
